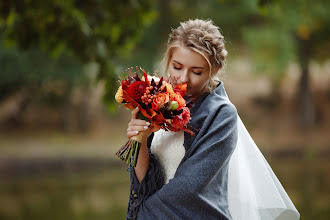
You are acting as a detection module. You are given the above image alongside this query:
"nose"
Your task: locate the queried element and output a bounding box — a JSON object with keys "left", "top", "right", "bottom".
{"left": 180, "top": 69, "right": 189, "bottom": 84}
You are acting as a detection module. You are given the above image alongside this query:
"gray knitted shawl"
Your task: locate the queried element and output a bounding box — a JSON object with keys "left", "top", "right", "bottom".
{"left": 127, "top": 82, "right": 238, "bottom": 220}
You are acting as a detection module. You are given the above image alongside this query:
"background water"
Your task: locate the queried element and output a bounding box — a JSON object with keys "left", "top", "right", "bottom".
{"left": 0, "top": 157, "right": 328, "bottom": 220}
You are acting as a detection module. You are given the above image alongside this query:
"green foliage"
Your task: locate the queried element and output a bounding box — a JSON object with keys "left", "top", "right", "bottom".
{"left": 243, "top": 26, "right": 295, "bottom": 79}
{"left": 0, "top": 0, "right": 156, "bottom": 109}
{"left": 1, "top": 0, "right": 328, "bottom": 112}
{"left": 242, "top": 0, "right": 330, "bottom": 127}
{"left": 0, "top": 40, "right": 83, "bottom": 104}
{"left": 0, "top": 0, "right": 155, "bottom": 60}
{"left": 244, "top": 0, "right": 330, "bottom": 78}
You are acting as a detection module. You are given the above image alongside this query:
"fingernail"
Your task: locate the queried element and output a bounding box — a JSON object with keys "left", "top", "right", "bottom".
{"left": 144, "top": 126, "right": 148, "bottom": 129}
{"left": 146, "top": 122, "right": 150, "bottom": 126}
{"left": 135, "top": 131, "right": 139, "bottom": 134}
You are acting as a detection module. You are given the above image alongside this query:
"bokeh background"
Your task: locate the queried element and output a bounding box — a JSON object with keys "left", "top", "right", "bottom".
{"left": 0, "top": 0, "right": 329, "bottom": 219}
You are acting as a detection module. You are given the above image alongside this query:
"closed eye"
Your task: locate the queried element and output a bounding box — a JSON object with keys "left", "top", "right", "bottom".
{"left": 192, "top": 71, "right": 202, "bottom": 75}
{"left": 173, "top": 65, "right": 181, "bottom": 70}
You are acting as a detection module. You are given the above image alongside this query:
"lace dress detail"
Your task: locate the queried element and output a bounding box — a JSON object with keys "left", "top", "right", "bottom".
{"left": 151, "top": 130, "right": 185, "bottom": 184}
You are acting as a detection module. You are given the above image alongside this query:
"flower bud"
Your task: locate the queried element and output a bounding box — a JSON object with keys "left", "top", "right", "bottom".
{"left": 170, "top": 101, "right": 179, "bottom": 110}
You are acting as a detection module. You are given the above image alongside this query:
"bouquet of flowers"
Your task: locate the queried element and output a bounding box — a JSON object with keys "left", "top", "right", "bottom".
{"left": 115, "top": 67, "right": 194, "bottom": 166}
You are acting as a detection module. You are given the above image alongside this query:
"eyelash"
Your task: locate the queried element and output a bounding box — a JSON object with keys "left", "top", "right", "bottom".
{"left": 193, "top": 71, "right": 202, "bottom": 75}
{"left": 173, "top": 65, "right": 202, "bottom": 75}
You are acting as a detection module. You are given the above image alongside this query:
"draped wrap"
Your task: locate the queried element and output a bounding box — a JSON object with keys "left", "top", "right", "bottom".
{"left": 126, "top": 82, "right": 299, "bottom": 220}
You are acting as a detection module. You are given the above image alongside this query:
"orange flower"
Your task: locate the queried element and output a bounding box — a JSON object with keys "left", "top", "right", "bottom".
{"left": 161, "top": 83, "right": 175, "bottom": 98}
{"left": 115, "top": 86, "right": 124, "bottom": 103}
{"left": 152, "top": 93, "right": 170, "bottom": 111}
{"left": 174, "top": 92, "right": 186, "bottom": 108}
{"left": 174, "top": 83, "right": 187, "bottom": 97}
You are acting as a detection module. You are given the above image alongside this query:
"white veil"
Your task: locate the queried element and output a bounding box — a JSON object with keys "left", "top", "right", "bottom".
{"left": 228, "top": 116, "right": 300, "bottom": 220}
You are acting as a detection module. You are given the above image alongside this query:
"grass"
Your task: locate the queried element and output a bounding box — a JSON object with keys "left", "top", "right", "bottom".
{"left": 0, "top": 165, "right": 130, "bottom": 220}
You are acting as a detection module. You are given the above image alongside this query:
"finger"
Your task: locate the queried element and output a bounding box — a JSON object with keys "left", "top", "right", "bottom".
{"left": 131, "top": 107, "right": 139, "bottom": 119}
{"left": 127, "top": 125, "right": 150, "bottom": 133}
{"left": 127, "top": 130, "right": 139, "bottom": 139}
{"left": 127, "top": 126, "right": 152, "bottom": 139}
{"left": 128, "top": 119, "right": 150, "bottom": 127}
{"left": 128, "top": 119, "right": 150, "bottom": 126}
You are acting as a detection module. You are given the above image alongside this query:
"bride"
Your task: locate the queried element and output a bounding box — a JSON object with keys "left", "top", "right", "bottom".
{"left": 124, "top": 19, "right": 300, "bottom": 220}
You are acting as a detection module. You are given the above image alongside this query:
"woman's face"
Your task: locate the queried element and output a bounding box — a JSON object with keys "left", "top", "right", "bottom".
{"left": 169, "top": 46, "right": 210, "bottom": 98}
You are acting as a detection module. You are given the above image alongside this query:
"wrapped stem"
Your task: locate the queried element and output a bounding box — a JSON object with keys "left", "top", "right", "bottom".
{"left": 116, "top": 129, "right": 150, "bottom": 166}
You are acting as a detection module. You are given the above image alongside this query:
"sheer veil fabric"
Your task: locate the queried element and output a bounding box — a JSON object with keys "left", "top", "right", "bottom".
{"left": 149, "top": 115, "right": 300, "bottom": 219}
{"left": 228, "top": 116, "right": 300, "bottom": 219}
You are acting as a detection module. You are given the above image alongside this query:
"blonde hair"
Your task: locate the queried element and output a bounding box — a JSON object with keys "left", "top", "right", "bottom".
{"left": 162, "top": 19, "right": 228, "bottom": 92}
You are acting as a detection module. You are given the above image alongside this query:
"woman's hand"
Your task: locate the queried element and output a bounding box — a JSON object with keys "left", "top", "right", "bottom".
{"left": 127, "top": 107, "right": 160, "bottom": 140}
{"left": 127, "top": 107, "right": 160, "bottom": 182}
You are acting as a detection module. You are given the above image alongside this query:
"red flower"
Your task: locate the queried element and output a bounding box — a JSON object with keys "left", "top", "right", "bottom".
{"left": 127, "top": 81, "right": 149, "bottom": 103}
{"left": 115, "top": 67, "right": 195, "bottom": 167}
{"left": 171, "top": 107, "right": 190, "bottom": 129}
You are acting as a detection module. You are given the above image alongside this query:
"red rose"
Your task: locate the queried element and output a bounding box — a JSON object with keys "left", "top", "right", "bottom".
{"left": 171, "top": 107, "right": 190, "bottom": 129}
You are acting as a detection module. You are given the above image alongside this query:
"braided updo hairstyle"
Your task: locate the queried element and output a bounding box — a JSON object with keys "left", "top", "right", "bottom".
{"left": 162, "top": 19, "right": 228, "bottom": 92}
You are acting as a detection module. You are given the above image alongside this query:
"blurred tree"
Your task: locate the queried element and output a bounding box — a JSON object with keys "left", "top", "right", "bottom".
{"left": 0, "top": 0, "right": 156, "bottom": 112}
{"left": 243, "top": 0, "right": 330, "bottom": 129}
{"left": 0, "top": 39, "right": 84, "bottom": 130}
{"left": 117, "top": 0, "right": 260, "bottom": 71}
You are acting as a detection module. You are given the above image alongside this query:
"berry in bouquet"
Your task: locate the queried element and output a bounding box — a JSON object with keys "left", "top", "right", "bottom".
{"left": 115, "top": 67, "right": 194, "bottom": 166}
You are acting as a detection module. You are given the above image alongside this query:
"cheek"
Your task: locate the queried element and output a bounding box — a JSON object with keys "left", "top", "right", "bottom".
{"left": 194, "top": 78, "right": 209, "bottom": 91}
{"left": 192, "top": 75, "right": 208, "bottom": 87}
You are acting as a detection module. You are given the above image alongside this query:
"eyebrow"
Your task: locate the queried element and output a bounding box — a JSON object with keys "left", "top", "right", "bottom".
{"left": 172, "top": 60, "right": 205, "bottom": 69}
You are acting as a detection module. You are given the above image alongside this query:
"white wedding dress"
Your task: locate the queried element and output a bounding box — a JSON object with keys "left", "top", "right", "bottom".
{"left": 150, "top": 115, "right": 300, "bottom": 220}
{"left": 151, "top": 130, "right": 185, "bottom": 184}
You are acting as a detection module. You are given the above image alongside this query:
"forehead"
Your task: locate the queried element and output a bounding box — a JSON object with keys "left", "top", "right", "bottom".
{"left": 171, "top": 46, "right": 209, "bottom": 69}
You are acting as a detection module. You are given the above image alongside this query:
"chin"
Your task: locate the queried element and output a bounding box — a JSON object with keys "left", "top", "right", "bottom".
{"left": 185, "top": 89, "right": 192, "bottom": 95}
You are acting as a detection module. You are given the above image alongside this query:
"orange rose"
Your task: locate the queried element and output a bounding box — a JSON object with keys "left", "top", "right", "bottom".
{"left": 152, "top": 93, "right": 170, "bottom": 111}
{"left": 174, "top": 92, "right": 186, "bottom": 108}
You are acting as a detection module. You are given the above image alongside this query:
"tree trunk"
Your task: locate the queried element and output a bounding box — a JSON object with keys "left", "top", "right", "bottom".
{"left": 297, "top": 38, "right": 315, "bottom": 130}
{"left": 61, "top": 83, "right": 74, "bottom": 132}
